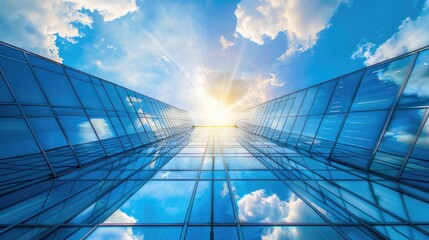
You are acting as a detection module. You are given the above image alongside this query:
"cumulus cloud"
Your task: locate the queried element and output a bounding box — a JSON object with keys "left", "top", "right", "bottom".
{"left": 104, "top": 209, "right": 137, "bottom": 223}
{"left": 219, "top": 35, "right": 235, "bottom": 50}
{"left": 0, "top": 0, "right": 137, "bottom": 62}
{"left": 351, "top": 5, "right": 429, "bottom": 65}
{"left": 237, "top": 189, "right": 302, "bottom": 222}
{"left": 235, "top": 0, "right": 347, "bottom": 58}
{"left": 66, "top": 0, "right": 138, "bottom": 22}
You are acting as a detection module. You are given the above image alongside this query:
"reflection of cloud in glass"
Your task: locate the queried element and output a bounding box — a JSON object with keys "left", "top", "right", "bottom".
{"left": 88, "top": 226, "right": 142, "bottom": 240}
{"left": 237, "top": 189, "right": 302, "bottom": 223}
{"left": 105, "top": 209, "right": 137, "bottom": 223}
{"left": 401, "top": 50, "right": 429, "bottom": 99}
{"left": 90, "top": 118, "right": 115, "bottom": 140}
{"left": 261, "top": 226, "right": 297, "bottom": 240}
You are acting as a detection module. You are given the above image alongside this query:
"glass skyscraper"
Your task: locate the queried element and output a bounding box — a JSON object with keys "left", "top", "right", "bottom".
{"left": 0, "top": 41, "right": 428, "bottom": 240}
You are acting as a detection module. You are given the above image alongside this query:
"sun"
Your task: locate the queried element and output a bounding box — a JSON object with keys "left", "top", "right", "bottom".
{"left": 195, "top": 97, "right": 235, "bottom": 126}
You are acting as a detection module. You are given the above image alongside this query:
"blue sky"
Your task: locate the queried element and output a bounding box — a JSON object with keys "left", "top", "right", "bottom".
{"left": 1, "top": 0, "right": 429, "bottom": 125}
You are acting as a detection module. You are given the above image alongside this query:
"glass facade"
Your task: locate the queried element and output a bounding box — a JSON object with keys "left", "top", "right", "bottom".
{"left": 1, "top": 42, "right": 429, "bottom": 239}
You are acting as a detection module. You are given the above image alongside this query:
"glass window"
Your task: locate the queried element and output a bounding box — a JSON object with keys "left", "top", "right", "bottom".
{"left": 28, "top": 117, "right": 68, "bottom": 150}
{"left": 94, "top": 85, "right": 114, "bottom": 111}
{"left": 231, "top": 181, "right": 324, "bottom": 223}
{"left": 64, "top": 68, "right": 90, "bottom": 82}
{"left": 89, "top": 117, "right": 117, "bottom": 140}
{"left": 185, "top": 227, "right": 210, "bottom": 240}
{"left": 27, "top": 54, "right": 63, "bottom": 73}
{"left": 70, "top": 78, "right": 103, "bottom": 109}
{"left": 299, "top": 87, "right": 317, "bottom": 115}
{"left": 310, "top": 80, "right": 336, "bottom": 115}
{"left": 398, "top": 49, "right": 429, "bottom": 108}
{"left": 289, "top": 90, "right": 306, "bottom": 116}
{"left": 0, "top": 44, "right": 26, "bottom": 61}
{"left": 189, "top": 181, "right": 211, "bottom": 223}
{"left": 104, "top": 181, "right": 194, "bottom": 223}
{"left": 327, "top": 70, "right": 363, "bottom": 113}
{"left": 102, "top": 82, "right": 125, "bottom": 112}
{"left": 57, "top": 116, "right": 98, "bottom": 145}
{"left": 214, "top": 227, "right": 239, "bottom": 240}
{"left": 0, "top": 58, "right": 46, "bottom": 104}
{"left": 214, "top": 181, "right": 235, "bottom": 223}
{"left": 315, "top": 114, "right": 345, "bottom": 141}
{"left": 352, "top": 55, "right": 414, "bottom": 111}
{"left": 0, "top": 73, "right": 14, "bottom": 103}
{"left": 87, "top": 226, "right": 182, "bottom": 240}
{"left": 242, "top": 226, "right": 344, "bottom": 240}
{"left": 0, "top": 118, "right": 40, "bottom": 158}
{"left": 34, "top": 67, "right": 80, "bottom": 107}
{"left": 302, "top": 115, "right": 322, "bottom": 137}
{"left": 337, "top": 111, "right": 389, "bottom": 149}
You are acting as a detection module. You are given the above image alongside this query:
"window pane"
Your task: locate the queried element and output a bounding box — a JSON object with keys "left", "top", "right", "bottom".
{"left": 0, "top": 118, "right": 40, "bottom": 158}
{"left": 0, "top": 73, "right": 14, "bottom": 103}
{"left": 104, "top": 181, "right": 195, "bottom": 223}
{"left": 398, "top": 49, "right": 429, "bottom": 108}
{"left": 89, "top": 117, "right": 117, "bottom": 140}
{"left": 28, "top": 117, "right": 68, "bottom": 150}
{"left": 87, "top": 226, "right": 181, "bottom": 240}
{"left": 70, "top": 78, "right": 103, "bottom": 109}
{"left": 310, "top": 80, "right": 336, "bottom": 115}
{"left": 34, "top": 68, "right": 80, "bottom": 107}
{"left": 352, "top": 55, "right": 413, "bottom": 111}
{"left": 327, "top": 70, "right": 363, "bottom": 113}
{"left": 0, "top": 58, "right": 46, "bottom": 104}
{"left": 57, "top": 116, "right": 98, "bottom": 144}
{"left": 337, "top": 111, "right": 389, "bottom": 149}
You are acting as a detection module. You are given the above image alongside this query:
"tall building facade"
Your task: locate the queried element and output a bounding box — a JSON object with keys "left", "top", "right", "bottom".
{"left": 0, "top": 41, "right": 428, "bottom": 240}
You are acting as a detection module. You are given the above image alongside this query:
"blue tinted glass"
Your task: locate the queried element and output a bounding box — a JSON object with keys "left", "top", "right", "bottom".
{"left": 104, "top": 181, "right": 194, "bottom": 223}
{"left": 352, "top": 55, "right": 413, "bottom": 111}
{"left": 34, "top": 68, "right": 80, "bottom": 107}
{"left": 410, "top": 116, "right": 429, "bottom": 161}
{"left": 57, "top": 116, "right": 98, "bottom": 144}
{"left": 0, "top": 58, "right": 46, "bottom": 104}
{"left": 27, "top": 54, "right": 63, "bottom": 73}
{"left": 28, "top": 117, "right": 68, "bottom": 150}
{"left": 214, "top": 227, "right": 239, "bottom": 240}
{"left": 162, "top": 157, "right": 202, "bottom": 170}
{"left": 214, "top": 181, "right": 235, "bottom": 223}
{"left": 0, "top": 118, "right": 40, "bottom": 158}
{"left": 242, "top": 226, "right": 344, "bottom": 240}
{"left": 189, "top": 181, "right": 211, "bottom": 223}
{"left": 398, "top": 50, "right": 429, "bottom": 108}
{"left": 310, "top": 80, "right": 336, "bottom": 115}
{"left": 103, "top": 82, "right": 125, "bottom": 112}
{"left": 64, "top": 68, "right": 90, "bottom": 81}
{"left": 302, "top": 115, "right": 322, "bottom": 137}
{"left": 327, "top": 70, "right": 363, "bottom": 113}
{"left": 231, "top": 181, "right": 323, "bottom": 223}
{"left": 377, "top": 109, "right": 425, "bottom": 155}
{"left": 289, "top": 90, "right": 306, "bottom": 116}
{"left": 316, "top": 114, "right": 345, "bottom": 141}
{"left": 299, "top": 87, "right": 317, "bottom": 115}
{"left": 0, "top": 44, "right": 25, "bottom": 61}
{"left": 94, "top": 85, "right": 114, "bottom": 111}
{"left": 70, "top": 78, "right": 103, "bottom": 109}
{"left": 225, "top": 157, "right": 266, "bottom": 170}
{"left": 88, "top": 226, "right": 181, "bottom": 240}
{"left": 185, "top": 227, "right": 210, "bottom": 240}
{"left": 115, "top": 86, "right": 136, "bottom": 113}
{"left": 0, "top": 73, "right": 14, "bottom": 103}
{"left": 89, "top": 117, "right": 117, "bottom": 140}
{"left": 337, "top": 111, "right": 388, "bottom": 149}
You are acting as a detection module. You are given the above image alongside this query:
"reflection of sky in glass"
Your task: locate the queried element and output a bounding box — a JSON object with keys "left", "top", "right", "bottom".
{"left": 87, "top": 226, "right": 182, "bottom": 240}
{"left": 231, "top": 181, "right": 324, "bottom": 223}
{"left": 398, "top": 49, "right": 429, "bottom": 108}
{"left": 352, "top": 55, "right": 413, "bottom": 111}
{"left": 104, "top": 180, "right": 194, "bottom": 223}
{"left": 378, "top": 109, "right": 425, "bottom": 155}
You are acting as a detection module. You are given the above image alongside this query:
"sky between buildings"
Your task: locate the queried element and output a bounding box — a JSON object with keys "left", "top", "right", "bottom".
{"left": 1, "top": 0, "right": 429, "bottom": 125}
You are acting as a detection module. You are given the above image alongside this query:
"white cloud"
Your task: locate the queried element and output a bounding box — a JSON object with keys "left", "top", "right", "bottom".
{"left": 235, "top": 0, "right": 347, "bottom": 58}
{"left": 219, "top": 35, "right": 235, "bottom": 50}
{"left": 262, "top": 227, "right": 298, "bottom": 240}
{"left": 66, "top": 0, "right": 138, "bottom": 22}
{"left": 90, "top": 118, "right": 116, "bottom": 140}
{"left": 351, "top": 6, "right": 429, "bottom": 65}
{"left": 89, "top": 227, "right": 142, "bottom": 240}
{"left": 0, "top": 0, "right": 137, "bottom": 62}
{"left": 237, "top": 189, "right": 302, "bottom": 222}
{"left": 104, "top": 209, "right": 137, "bottom": 223}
